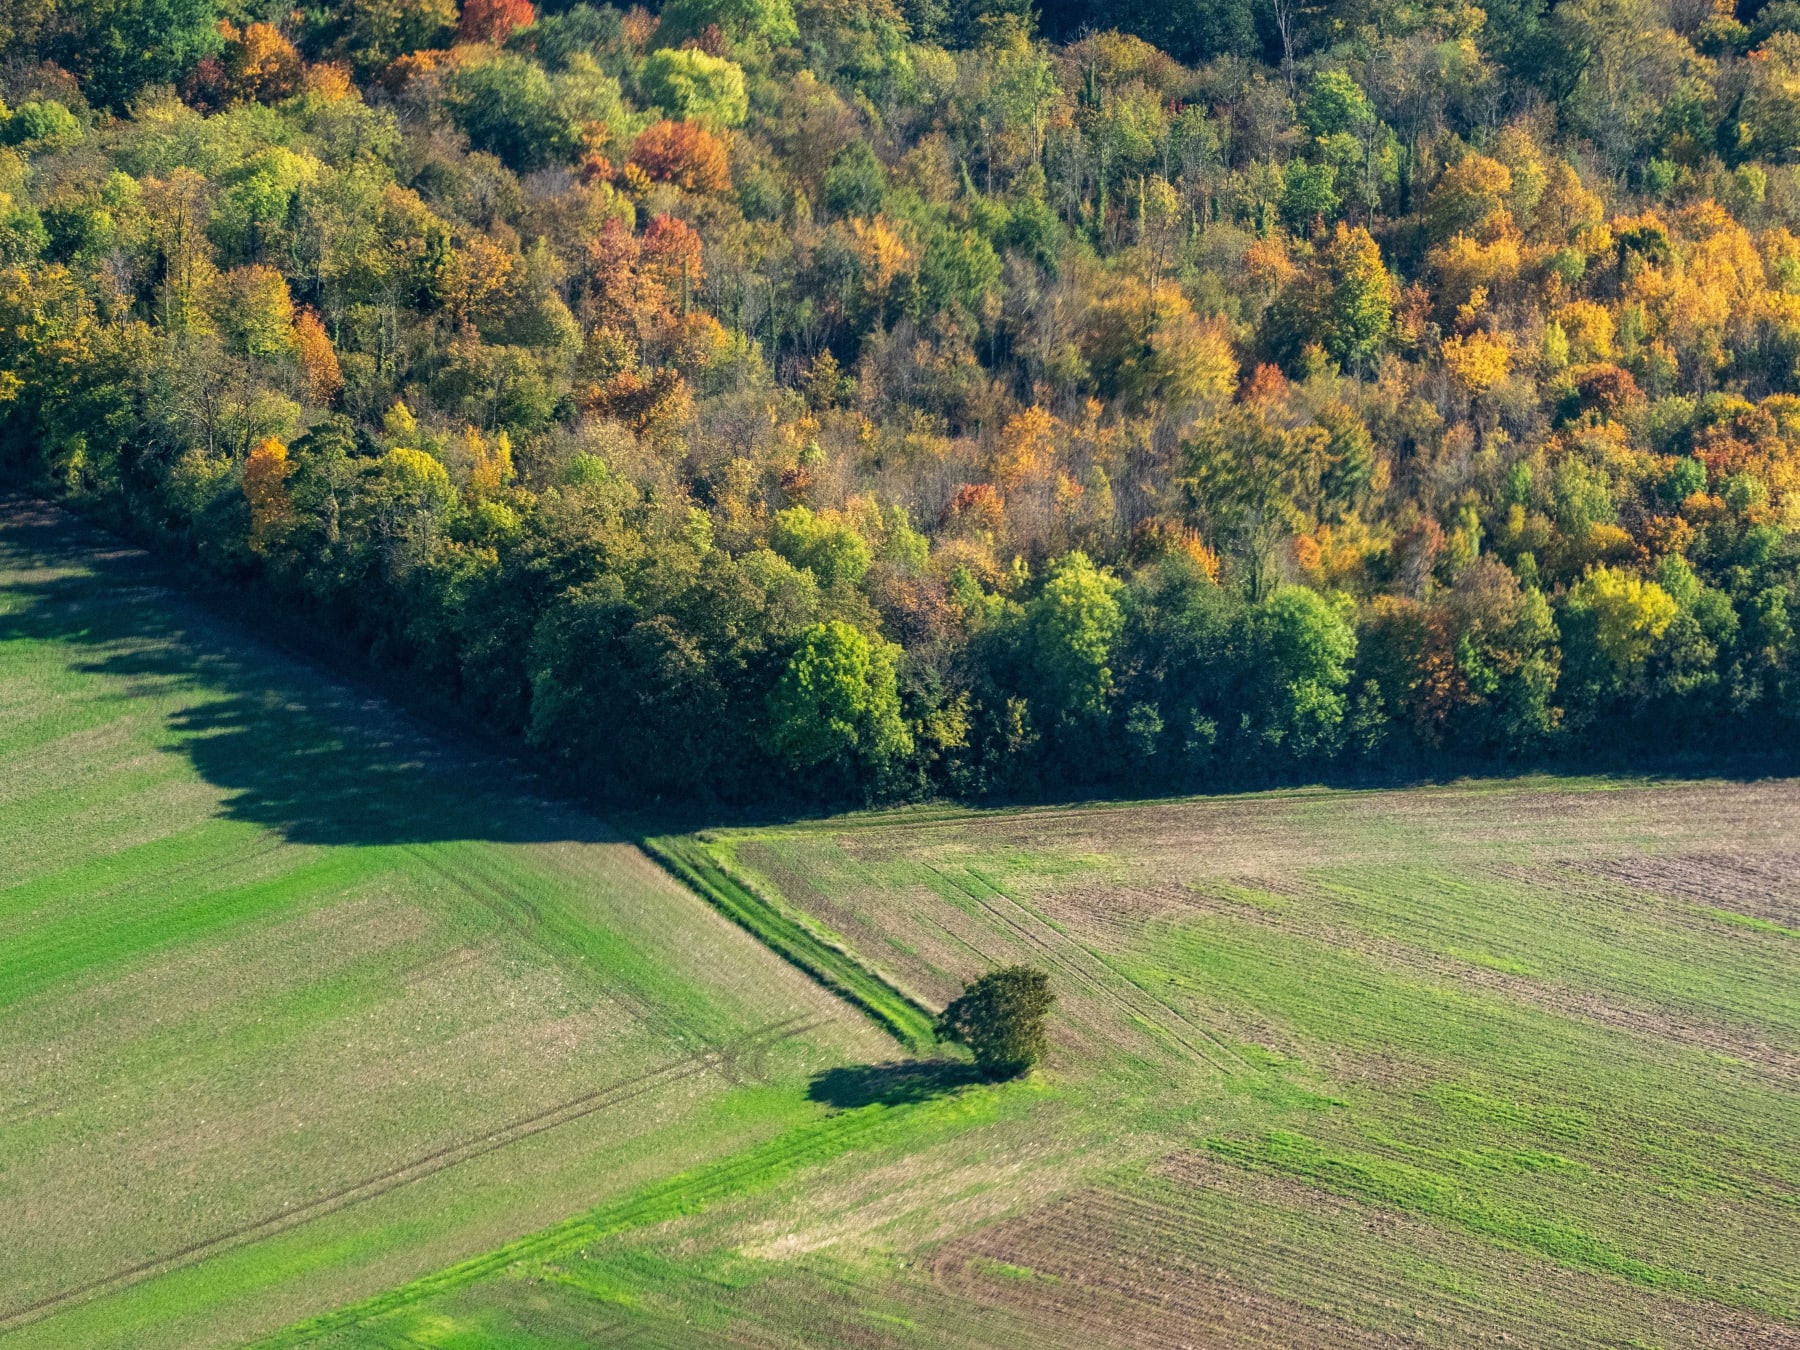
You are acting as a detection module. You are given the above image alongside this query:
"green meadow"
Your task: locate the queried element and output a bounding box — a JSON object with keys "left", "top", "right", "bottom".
{"left": 0, "top": 507, "right": 889, "bottom": 1348}
{"left": 5, "top": 506, "right": 1798, "bottom": 1348}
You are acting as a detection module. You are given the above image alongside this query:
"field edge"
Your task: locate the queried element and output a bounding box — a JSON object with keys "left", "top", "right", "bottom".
{"left": 643, "top": 833, "right": 939, "bottom": 1052}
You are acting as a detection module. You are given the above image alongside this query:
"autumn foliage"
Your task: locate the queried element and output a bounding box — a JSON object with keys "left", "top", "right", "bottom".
{"left": 242, "top": 438, "right": 292, "bottom": 553}
{"left": 9, "top": 0, "right": 1800, "bottom": 808}
{"left": 294, "top": 310, "right": 344, "bottom": 405}
{"left": 183, "top": 21, "right": 302, "bottom": 110}
{"left": 457, "top": 0, "right": 535, "bottom": 45}
{"left": 627, "top": 120, "right": 731, "bottom": 192}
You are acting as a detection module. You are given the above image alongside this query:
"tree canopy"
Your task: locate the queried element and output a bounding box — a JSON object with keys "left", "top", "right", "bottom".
{"left": 935, "top": 966, "right": 1055, "bottom": 1078}
{"left": 0, "top": 0, "right": 1797, "bottom": 808}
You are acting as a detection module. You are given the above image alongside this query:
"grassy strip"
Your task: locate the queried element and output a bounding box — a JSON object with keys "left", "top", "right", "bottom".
{"left": 643, "top": 834, "right": 938, "bottom": 1052}
{"left": 1699, "top": 905, "right": 1800, "bottom": 940}
{"left": 255, "top": 1088, "right": 1008, "bottom": 1347}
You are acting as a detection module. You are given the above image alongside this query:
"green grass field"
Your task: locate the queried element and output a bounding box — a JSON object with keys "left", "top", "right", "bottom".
{"left": 6, "top": 503, "right": 1799, "bottom": 1349}
{"left": 0, "top": 506, "right": 893, "bottom": 1348}
{"left": 283, "top": 793, "right": 1800, "bottom": 1346}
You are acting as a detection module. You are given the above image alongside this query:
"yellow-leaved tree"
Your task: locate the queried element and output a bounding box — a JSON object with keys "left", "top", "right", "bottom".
{"left": 1569, "top": 565, "right": 1677, "bottom": 675}
{"left": 242, "top": 437, "right": 291, "bottom": 555}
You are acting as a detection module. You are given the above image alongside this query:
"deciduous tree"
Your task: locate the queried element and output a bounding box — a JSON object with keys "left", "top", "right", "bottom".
{"left": 764, "top": 620, "right": 913, "bottom": 775}
{"left": 935, "top": 966, "right": 1054, "bottom": 1078}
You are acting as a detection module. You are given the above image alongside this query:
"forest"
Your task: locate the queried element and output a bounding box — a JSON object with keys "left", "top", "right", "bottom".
{"left": 1, "top": 0, "right": 1798, "bottom": 805}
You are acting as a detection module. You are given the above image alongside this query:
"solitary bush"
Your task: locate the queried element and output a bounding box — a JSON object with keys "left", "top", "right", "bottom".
{"left": 935, "top": 966, "right": 1054, "bottom": 1078}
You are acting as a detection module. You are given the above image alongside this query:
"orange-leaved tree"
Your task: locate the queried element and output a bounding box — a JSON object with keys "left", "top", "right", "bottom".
{"left": 243, "top": 437, "right": 292, "bottom": 554}
{"left": 628, "top": 120, "right": 731, "bottom": 193}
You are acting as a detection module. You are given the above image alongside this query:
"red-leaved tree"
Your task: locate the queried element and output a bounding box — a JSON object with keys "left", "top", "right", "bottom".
{"left": 458, "top": 0, "right": 534, "bottom": 44}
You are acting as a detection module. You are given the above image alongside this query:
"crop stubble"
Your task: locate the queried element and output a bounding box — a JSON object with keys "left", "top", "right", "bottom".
{"left": 685, "top": 780, "right": 1800, "bottom": 1344}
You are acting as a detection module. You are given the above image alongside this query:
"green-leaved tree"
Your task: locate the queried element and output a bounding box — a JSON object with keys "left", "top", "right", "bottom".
{"left": 765, "top": 620, "right": 913, "bottom": 781}
{"left": 1027, "top": 550, "right": 1125, "bottom": 721}
{"left": 935, "top": 966, "right": 1054, "bottom": 1078}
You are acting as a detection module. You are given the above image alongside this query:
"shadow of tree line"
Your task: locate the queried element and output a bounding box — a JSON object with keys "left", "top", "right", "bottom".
{"left": 0, "top": 503, "right": 599, "bottom": 850}
{"left": 6, "top": 503, "right": 984, "bottom": 1105}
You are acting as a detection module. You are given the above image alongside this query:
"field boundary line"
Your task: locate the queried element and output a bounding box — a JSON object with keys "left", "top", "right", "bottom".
{"left": 0, "top": 1017, "right": 820, "bottom": 1338}
{"left": 642, "top": 835, "right": 938, "bottom": 1052}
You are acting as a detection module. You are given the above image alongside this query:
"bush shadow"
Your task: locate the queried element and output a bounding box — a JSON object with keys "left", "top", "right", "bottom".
{"left": 806, "top": 1060, "right": 981, "bottom": 1110}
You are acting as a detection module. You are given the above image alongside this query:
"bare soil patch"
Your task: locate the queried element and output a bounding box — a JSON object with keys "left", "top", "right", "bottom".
{"left": 1576, "top": 851, "right": 1800, "bottom": 928}
{"left": 926, "top": 1156, "right": 1800, "bottom": 1350}
{"left": 930, "top": 1186, "right": 1427, "bottom": 1349}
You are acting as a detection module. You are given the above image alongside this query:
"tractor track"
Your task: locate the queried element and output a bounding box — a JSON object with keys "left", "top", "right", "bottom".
{"left": 927, "top": 864, "right": 1245, "bottom": 1074}
{"left": 399, "top": 843, "right": 703, "bottom": 1058}
{"left": 0, "top": 1015, "right": 824, "bottom": 1337}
